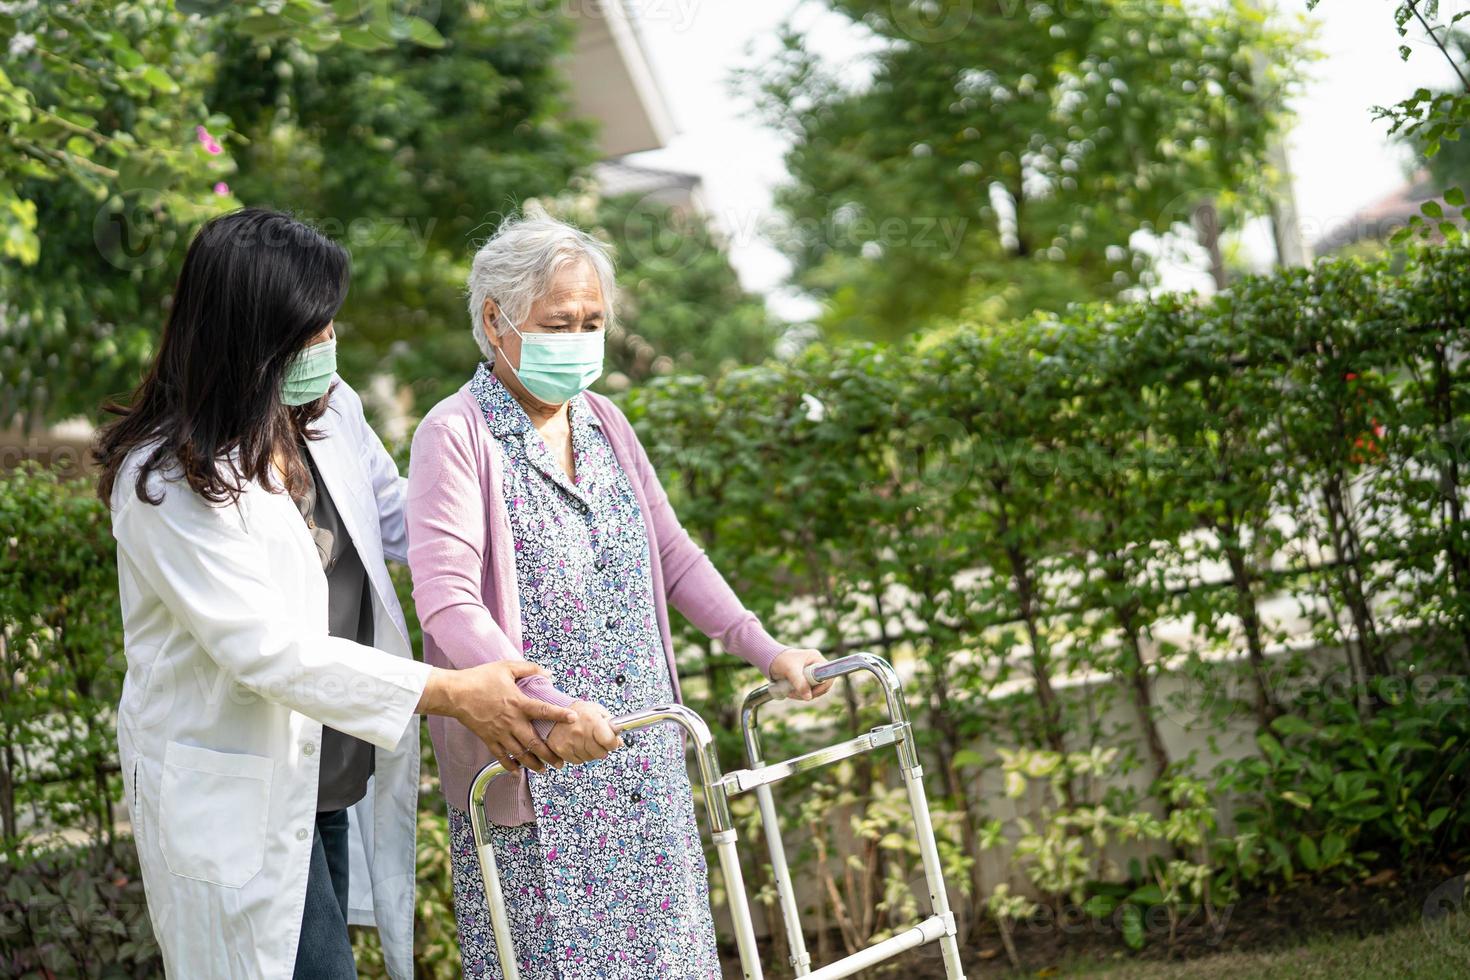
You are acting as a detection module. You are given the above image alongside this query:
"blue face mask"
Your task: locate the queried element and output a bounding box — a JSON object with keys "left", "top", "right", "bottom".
{"left": 500, "top": 318, "right": 605, "bottom": 405}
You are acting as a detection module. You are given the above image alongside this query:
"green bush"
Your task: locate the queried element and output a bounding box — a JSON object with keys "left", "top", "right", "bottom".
{"left": 0, "top": 465, "right": 122, "bottom": 857}
{"left": 624, "top": 243, "right": 1470, "bottom": 955}
{"left": 3, "top": 245, "right": 1468, "bottom": 968}
{"left": 1220, "top": 687, "right": 1470, "bottom": 885}
{"left": 0, "top": 840, "right": 158, "bottom": 978}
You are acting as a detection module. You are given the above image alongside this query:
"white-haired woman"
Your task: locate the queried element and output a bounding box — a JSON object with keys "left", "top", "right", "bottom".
{"left": 405, "top": 211, "right": 831, "bottom": 978}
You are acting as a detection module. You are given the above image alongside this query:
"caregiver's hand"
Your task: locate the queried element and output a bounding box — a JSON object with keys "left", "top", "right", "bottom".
{"left": 547, "top": 700, "right": 622, "bottom": 765}
{"left": 770, "top": 648, "right": 835, "bottom": 701}
{"left": 418, "top": 662, "right": 578, "bottom": 774}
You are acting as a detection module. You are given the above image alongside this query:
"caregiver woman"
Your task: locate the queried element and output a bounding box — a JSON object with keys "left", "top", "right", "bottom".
{"left": 406, "top": 210, "right": 833, "bottom": 979}
{"left": 95, "top": 209, "right": 584, "bottom": 980}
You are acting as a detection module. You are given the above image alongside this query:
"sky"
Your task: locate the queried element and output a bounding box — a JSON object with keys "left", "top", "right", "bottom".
{"left": 623, "top": 0, "right": 1468, "bottom": 317}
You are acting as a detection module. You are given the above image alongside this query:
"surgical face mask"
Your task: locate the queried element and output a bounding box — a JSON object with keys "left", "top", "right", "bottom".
{"left": 280, "top": 338, "right": 337, "bottom": 406}
{"left": 499, "top": 317, "right": 604, "bottom": 405}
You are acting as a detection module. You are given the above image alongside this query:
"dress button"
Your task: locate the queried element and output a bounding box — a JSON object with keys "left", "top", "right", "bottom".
{"left": 623, "top": 733, "right": 636, "bottom": 747}
{"left": 303, "top": 743, "right": 315, "bottom": 756}
{"left": 296, "top": 828, "right": 309, "bottom": 842}
{"left": 615, "top": 674, "right": 626, "bottom": 685}
{"left": 631, "top": 792, "right": 642, "bottom": 803}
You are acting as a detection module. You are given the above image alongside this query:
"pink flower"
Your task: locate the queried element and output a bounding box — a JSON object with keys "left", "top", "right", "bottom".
{"left": 203, "top": 141, "right": 222, "bottom": 156}
{"left": 212, "top": 182, "right": 229, "bottom": 196}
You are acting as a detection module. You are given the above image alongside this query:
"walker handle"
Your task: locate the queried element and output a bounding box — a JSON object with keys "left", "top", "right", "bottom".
{"left": 768, "top": 663, "right": 825, "bottom": 700}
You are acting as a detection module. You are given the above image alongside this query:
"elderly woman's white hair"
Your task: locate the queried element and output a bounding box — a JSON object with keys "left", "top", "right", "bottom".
{"left": 467, "top": 207, "right": 618, "bottom": 362}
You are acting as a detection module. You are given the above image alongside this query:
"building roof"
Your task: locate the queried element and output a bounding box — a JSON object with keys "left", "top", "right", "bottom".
{"left": 565, "top": 0, "right": 677, "bottom": 158}
{"left": 1312, "top": 171, "right": 1451, "bottom": 255}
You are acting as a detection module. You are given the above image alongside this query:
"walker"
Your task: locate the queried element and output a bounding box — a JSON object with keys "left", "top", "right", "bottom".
{"left": 467, "top": 652, "right": 968, "bottom": 979}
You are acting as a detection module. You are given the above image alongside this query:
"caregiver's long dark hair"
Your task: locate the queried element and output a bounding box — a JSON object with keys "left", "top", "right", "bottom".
{"left": 95, "top": 208, "right": 348, "bottom": 506}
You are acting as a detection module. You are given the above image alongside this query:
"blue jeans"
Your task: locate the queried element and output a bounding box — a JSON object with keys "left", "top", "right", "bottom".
{"left": 292, "top": 808, "right": 357, "bottom": 979}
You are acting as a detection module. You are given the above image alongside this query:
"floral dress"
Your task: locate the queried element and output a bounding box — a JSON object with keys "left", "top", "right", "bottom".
{"left": 446, "top": 364, "right": 721, "bottom": 979}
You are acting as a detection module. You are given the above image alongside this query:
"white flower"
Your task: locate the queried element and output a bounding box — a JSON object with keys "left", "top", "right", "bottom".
{"left": 801, "top": 393, "right": 826, "bottom": 423}
{"left": 7, "top": 32, "right": 36, "bottom": 58}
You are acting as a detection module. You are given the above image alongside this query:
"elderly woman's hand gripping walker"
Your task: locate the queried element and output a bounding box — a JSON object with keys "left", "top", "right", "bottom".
{"left": 406, "top": 210, "right": 832, "bottom": 978}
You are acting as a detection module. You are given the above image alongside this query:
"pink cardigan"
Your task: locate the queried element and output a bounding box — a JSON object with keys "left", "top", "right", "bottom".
{"left": 406, "top": 382, "right": 786, "bottom": 824}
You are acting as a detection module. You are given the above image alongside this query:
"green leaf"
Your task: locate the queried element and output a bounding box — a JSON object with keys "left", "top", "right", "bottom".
{"left": 138, "top": 67, "right": 178, "bottom": 94}
{"left": 341, "top": 26, "right": 392, "bottom": 50}
{"left": 952, "top": 749, "right": 986, "bottom": 769}
{"left": 1428, "top": 806, "right": 1451, "bottom": 830}
{"left": 1270, "top": 714, "right": 1315, "bottom": 738}
{"left": 1120, "top": 903, "right": 1146, "bottom": 950}
{"left": 1128, "top": 883, "right": 1165, "bottom": 906}
{"left": 1257, "top": 731, "right": 1285, "bottom": 761}
{"left": 399, "top": 15, "right": 447, "bottom": 48}
{"left": 1279, "top": 790, "right": 1313, "bottom": 810}
{"left": 1422, "top": 200, "right": 1444, "bottom": 218}
{"left": 236, "top": 14, "right": 288, "bottom": 40}
{"left": 1298, "top": 836, "right": 1321, "bottom": 871}
{"left": 1445, "top": 187, "right": 1465, "bottom": 207}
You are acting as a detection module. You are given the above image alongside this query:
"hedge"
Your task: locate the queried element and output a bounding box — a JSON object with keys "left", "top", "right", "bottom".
{"left": 2, "top": 245, "right": 1468, "bottom": 971}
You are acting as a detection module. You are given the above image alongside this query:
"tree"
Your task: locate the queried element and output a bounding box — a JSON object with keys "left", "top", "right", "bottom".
{"left": 592, "top": 191, "right": 781, "bottom": 386}
{"left": 746, "top": 0, "right": 1305, "bottom": 342}
{"left": 207, "top": 0, "right": 599, "bottom": 413}
{"left": 0, "top": 1, "right": 456, "bottom": 429}
{"left": 0, "top": 0, "right": 229, "bottom": 428}
{"left": 1397, "top": 32, "right": 1470, "bottom": 193}
{"left": 1359, "top": 1, "right": 1470, "bottom": 239}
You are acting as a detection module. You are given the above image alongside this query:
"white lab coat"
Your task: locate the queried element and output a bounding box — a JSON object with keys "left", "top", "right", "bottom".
{"left": 110, "top": 379, "right": 432, "bottom": 979}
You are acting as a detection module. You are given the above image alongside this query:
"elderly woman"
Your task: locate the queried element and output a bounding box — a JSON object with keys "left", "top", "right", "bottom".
{"left": 406, "top": 212, "right": 830, "bottom": 978}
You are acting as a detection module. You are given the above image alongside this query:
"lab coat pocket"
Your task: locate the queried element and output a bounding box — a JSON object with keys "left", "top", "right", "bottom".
{"left": 159, "top": 741, "right": 274, "bottom": 888}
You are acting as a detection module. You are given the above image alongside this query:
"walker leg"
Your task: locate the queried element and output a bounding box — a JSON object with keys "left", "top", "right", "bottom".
{"left": 713, "top": 828, "right": 765, "bottom": 980}
{"left": 755, "top": 783, "right": 813, "bottom": 975}
{"left": 901, "top": 763, "right": 966, "bottom": 979}
{"left": 471, "top": 815, "right": 523, "bottom": 980}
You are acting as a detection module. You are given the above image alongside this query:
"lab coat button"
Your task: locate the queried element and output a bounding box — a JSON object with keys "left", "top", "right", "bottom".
{"left": 296, "top": 828, "right": 309, "bottom": 842}
{"left": 303, "top": 743, "right": 316, "bottom": 756}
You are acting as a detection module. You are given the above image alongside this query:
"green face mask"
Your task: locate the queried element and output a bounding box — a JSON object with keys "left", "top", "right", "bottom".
{"left": 500, "top": 318, "right": 604, "bottom": 405}
{"left": 280, "top": 339, "right": 337, "bottom": 406}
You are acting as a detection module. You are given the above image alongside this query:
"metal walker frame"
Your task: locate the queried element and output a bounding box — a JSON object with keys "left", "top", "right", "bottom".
{"left": 467, "top": 652, "right": 967, "bottom": 979}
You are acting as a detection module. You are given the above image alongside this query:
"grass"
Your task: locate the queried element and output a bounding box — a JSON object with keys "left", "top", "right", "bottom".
{"left": 1051, "top": 913, "right": 1469, "bottom": 979}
